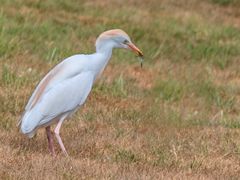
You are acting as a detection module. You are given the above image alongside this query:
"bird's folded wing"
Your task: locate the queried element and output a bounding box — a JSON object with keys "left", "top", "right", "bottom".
{"left": 25, "top": 65, "right": 62, "bottom": 111}
{"left": 25, "top": 55, "right": 85, "bottom": 111}
{"left": 21, "top": 71, "right": 94, "bottom": 130}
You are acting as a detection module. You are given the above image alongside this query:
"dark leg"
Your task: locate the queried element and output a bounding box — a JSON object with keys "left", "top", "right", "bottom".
{"left": 46, "top": 126, "right": 56, "bottom": 156}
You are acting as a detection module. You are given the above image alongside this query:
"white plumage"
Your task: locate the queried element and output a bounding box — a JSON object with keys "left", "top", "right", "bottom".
{"left": 19, "top": 29, "right": 143, "bottom": 156}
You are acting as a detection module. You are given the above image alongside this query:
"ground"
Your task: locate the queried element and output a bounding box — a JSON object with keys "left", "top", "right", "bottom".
{"left": 0, "top": 0, "right": 240, "bottom": 179}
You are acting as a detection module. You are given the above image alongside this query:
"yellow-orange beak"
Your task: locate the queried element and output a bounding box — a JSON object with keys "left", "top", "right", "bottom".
{"left": 127, "top": 43, "right": 143, "bottom": 57}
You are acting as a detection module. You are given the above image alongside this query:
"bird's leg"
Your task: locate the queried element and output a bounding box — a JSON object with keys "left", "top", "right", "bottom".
{"left": 46, "top": 126, "right": 56, "bottom": 156}
{"left": 54, "top": 116, "right": 68, "bottom": 156}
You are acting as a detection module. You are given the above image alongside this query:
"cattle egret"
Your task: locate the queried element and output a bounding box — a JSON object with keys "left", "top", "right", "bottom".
{"left": 19, "top": 29, "right": 143, "bottom": 156}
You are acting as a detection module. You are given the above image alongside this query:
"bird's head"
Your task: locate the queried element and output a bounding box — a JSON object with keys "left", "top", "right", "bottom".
{"left": 95, "top": 29, "right": 143, "bottom": 57}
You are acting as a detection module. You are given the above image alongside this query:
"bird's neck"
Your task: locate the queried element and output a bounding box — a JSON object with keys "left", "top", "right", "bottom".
{"left": 96, "top": 46, "right": 113, "bottom": 58}
{"left": 96, "top": 39, "right": 115, "bottom": 54}
{"left": 94, "top": 50, "right": 112, "bottom": 76}
{"left": 96, "top": 41, "right": 114, "bottom": 67}
{"left": 91, "top": 39, "right": 117, "bottom": 79}
{"left": 88, "top": 45, "right": 113, "bottom": 80}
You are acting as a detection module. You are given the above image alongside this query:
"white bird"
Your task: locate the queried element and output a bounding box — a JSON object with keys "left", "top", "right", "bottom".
{"left": 19, "top": 29, "right": 143, "bottom": 156}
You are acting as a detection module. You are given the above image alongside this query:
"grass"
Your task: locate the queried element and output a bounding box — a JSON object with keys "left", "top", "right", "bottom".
{"left": 211, "top": 0, "right": 240, "bottom": 6}
{"left": 0, "top": 0, "right": 240, "bottom": 179}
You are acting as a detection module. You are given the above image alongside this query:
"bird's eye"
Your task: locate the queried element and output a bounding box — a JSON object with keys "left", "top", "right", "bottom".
{"left": 123, "top": 40, "right": 129, "bottom": 44}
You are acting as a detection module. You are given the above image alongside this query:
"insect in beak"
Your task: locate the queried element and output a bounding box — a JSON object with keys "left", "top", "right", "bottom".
{"left": 126, "top": 42, "right": 144, "bottom": 68}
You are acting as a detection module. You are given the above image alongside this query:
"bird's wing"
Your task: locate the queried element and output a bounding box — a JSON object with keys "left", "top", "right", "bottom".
{"left": 25, "top": 55, "right": 85, "bottom": 111}
{"left": 20, "top": 71, "right": 94, "bottom": 133}
{"left": 25, "top": 64, "right": 63, "bottom": 111}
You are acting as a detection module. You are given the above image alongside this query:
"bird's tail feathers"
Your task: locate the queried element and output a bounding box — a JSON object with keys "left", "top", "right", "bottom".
{"left": 20, "top": 106, "right": 43, "bottom": 137}
{"left": 17, "top": 111, "right": 26, "bottom": 127}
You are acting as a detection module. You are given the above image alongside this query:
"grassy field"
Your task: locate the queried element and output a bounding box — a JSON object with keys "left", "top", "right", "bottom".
{"left": 0, "top": 0, "right": 240, "bottom": 179}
